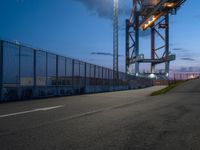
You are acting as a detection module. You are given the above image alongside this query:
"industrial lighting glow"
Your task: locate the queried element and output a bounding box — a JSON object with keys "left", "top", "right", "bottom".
{"left": 188, "top": 75, "right": 195, "bottom": 79}
{"left": 148, "top": 73, "right": 156, "bottom": 79}
{"left": 163, "top": 2, "right": 176, "bottom": 8}
{"left": 140, "top": 14, "right": 161, "bottom": 30}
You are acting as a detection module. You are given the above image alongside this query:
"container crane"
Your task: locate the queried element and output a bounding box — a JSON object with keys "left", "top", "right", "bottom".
{"left": 126, "top": 0, "right": 186, "bottom": 79}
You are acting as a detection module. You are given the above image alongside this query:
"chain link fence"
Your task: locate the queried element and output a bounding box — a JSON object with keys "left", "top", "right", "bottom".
{"left": 173, "top": 72, "right": 200, "bottom": 80}
{"left": 0, "top": 40, "right": 153, "bottom": 101}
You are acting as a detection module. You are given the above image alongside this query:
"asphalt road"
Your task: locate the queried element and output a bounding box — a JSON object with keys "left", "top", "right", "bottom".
{"left": 0, "top": 80, "right": 200, "bottom": 150}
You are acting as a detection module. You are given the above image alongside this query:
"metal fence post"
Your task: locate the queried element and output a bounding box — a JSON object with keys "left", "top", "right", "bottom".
{"left": 84, "top": 62, "right": 87, "bottom": 87}
{"left": 0, "top": 41, "right": 3, "bottom": 101}
{"left": 72, "top": 59, "right": 74, "bottom": 90}
{"left": 90, "top": 64, "right": 92, "bottom": 77}
{"left": 33, "top": 49, "right": 36, "bottom": 97}
{"left": 101, "top": 67, "right": 103, "bottom": 85}
{"left": 90, "top": 64, "right": 91, "bottom": 86}
{"left": 65, "top": 57, "right": 67, "bottom": 79}
{"left": 94, "top": 65, "right": 96, "bottom": 86}
{"left": 78, "top": 61, "right": 81, "bottom": 93}
{"left": 56, "top": 55, "right": 59, "bottom": 95}
{"left": 45, "top": 52, "right": 48, "bottom": 96}
{"left": 108, "top": 69, "right": 110, "bottom": 88}
{"left": 18, "top": 45, "right": 21, "bottom": 99}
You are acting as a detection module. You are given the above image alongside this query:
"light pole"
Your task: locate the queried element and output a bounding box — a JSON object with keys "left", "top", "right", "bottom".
{"left": 113, "top": 0, "right": 118, "bottom": 79}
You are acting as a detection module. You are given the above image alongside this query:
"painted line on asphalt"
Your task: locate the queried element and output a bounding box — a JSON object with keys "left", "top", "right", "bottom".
{"left": 55, "top": 100, "right": 144, "bottom": 122}
{"left": 0, "top": 105, "right": 64, "bottom": 118}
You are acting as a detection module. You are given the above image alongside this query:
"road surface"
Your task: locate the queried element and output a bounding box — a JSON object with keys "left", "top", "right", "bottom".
{"left": 0, "top": 80, "right": 200, "bottom": 150}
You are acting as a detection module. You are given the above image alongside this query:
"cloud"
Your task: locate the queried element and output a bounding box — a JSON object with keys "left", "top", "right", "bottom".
{"left": 172, "top": 48, "right": 188, "bottom": 51}
{"left": 74, "top": 0, "right": 113, "bottom": 20}
{"left": 193, "top": 14, "right": 200, "bottom": 21}
{"left": 175, "top": 67, "right": 200, "bottom": 72}
{"left": 90, "top": 52, "right": 123, "bottom": 57}
{"left": 74, "top": 0, "right": 132, "bottom": 26}
{"left": 73, "top": 0, "right": 152, "bottom": 37}
{"left": 180, "top": 58, "right": 196, "bottom": 61}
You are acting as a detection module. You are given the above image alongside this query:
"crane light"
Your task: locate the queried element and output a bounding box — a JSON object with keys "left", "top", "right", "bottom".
{"left": 148, "top": 73, "right": 156, "bottom": 79}
{"left": 163, "top": 2, "right": 176, "bottom": 8}
{"left": 140, "top": 14, "right": 161, "bottom": 30}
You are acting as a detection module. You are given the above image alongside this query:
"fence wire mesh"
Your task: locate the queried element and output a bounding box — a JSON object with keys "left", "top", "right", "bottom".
{"left": 0, "top": 40, "right": 153, "bottom": 101}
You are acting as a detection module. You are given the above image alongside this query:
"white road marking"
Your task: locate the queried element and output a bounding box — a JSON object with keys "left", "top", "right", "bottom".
{"left": 55, "top": 101, "right": 143, "bottom": 122}
{"left": 0, "top": 105, "right": 64, "bottom": 118}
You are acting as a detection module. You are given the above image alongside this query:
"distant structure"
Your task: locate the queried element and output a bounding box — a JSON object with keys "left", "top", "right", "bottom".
{"left": 113, "top": 0, "right": 119, "bottom": 79}
{"left": 126, "top": 0, "right": 186, "bottom": 79}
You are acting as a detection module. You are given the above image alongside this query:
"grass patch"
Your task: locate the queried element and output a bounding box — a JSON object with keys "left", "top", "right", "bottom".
{"left": 150, "top": 80, "right": 187, "bottom": 96}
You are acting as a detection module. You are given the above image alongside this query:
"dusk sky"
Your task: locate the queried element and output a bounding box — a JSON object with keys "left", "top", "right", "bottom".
{"left": 0, "top": 0, "right": 200, "bottom": 72}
